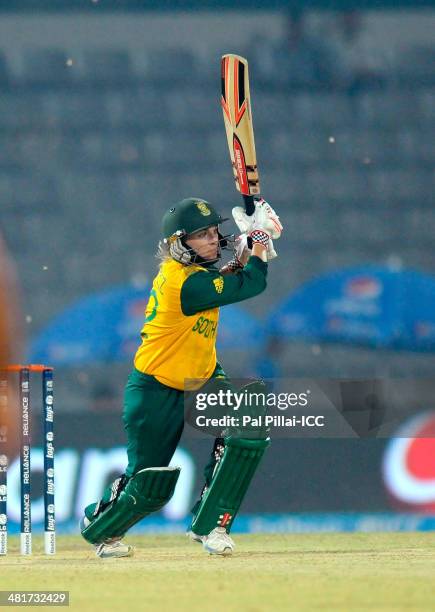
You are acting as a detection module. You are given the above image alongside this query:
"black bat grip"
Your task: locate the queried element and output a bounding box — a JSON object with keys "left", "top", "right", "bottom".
{"left": 243, "top": 194, "right": 255, "bottom": 216}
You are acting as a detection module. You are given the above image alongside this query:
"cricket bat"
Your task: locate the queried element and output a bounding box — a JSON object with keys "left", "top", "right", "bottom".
{"left": 221, "top": 54, "right": 259, "bottom": 216}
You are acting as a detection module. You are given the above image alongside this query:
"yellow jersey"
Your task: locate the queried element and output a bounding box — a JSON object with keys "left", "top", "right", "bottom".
{"left": 134, "top": 259, "right": 219, "bottom": 390}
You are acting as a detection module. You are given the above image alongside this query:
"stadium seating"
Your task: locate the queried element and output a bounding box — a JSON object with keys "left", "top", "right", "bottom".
{"left": 0, "top": 42, "right": 434, "bottom": 407}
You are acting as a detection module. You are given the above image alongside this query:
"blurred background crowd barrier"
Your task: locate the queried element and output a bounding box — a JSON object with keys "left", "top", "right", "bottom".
{"left": 1, "top": 1, "right": 434, "bottom": 531}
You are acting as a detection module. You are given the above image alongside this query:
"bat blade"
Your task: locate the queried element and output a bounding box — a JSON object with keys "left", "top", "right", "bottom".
{"left": 221, "top": 54, "right": 260, "bottom": 215}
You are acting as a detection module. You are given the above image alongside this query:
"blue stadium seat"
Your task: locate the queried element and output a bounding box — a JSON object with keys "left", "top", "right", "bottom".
{"left": 82, "top": 48, "right": 133, "bottom": 85}
{"left": 355, "top": 92, "right": 416, "bottom": 127}
{"left": 270, "top": 129, "right": 329, "bottom": 166}
{"left": 253, "top": 93, "right": 292, "bottom": 128}
{"left": 22, "top": 47, "right": 74, "bottom": 86}
{"left": 0, "top": 93, "right": 44, "bottom": 129}
{"left": 397, "top": 46, "right": 435, "bottom": 87}
{"left": 290, "top": 93, "right": 352, "bottom": 128}
{"left": 104, "top": 88, "right": 168, "bottom": 129}
{"left": 144, "top": 48, "right": 198, "bottom": 84}
{"left": 418, "top": 89, "right": 435, "bottom": 123}
{"left": 0, "top": 135, "right": 20, "bottom": 169}
{"left": 165, "top": 91, "right": 219, "bottom": 130}
{"left": 0, "top": 173, "right": 55, "bottom": 211}
{"left": 0, "top": 51, "right": 11, "bottom": 87}
{"left": 41, "top": 91, "right": 108, "bottom": 129}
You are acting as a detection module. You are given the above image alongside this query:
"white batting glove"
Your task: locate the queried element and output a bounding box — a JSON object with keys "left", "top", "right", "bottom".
{"left": 234, "top": 233, "right": 250, "bottom": 266}
{"left": 220, "top": 234, "right": 250, "bottom": 273}
{"left": 232, "top": 206, "right": 251, "bottom": 234}
{"left": 227, "top": 234, "right": 278, "bottom": 270}
{"left": 232, "top": 198, "right": 283, "bottom": 240}
{"left": 267, "top": 238, "right": 278, "bottom": 260}
{"left": 236, "top": 232, "right": 278, "bottom": 262}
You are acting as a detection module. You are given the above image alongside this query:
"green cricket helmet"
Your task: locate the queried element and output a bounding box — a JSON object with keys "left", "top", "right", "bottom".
{"left": 162, "top": 197, "right": 228, "bottom": 239}
{"left": 161, "top": 197, "right": 231, "bottom": 265}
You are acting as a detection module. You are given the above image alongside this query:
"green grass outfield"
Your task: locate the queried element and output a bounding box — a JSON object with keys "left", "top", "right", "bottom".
{"left": 1, "top": 533, "right": 434, "bottom": 611}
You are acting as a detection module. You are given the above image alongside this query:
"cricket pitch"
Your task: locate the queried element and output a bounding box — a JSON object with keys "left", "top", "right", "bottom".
{"left": 1, "top": 533, "right": 434, "bottom": 611}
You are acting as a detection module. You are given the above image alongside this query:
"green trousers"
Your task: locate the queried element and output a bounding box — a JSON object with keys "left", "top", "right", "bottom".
{"left": 85, "top": 365, "right": 227, "bottom": 520}
{"left": 123, "top": 368, "right": 186, "bottom": 476}
{"left": 124, "top": 365, "right": 229, "bottom": 476}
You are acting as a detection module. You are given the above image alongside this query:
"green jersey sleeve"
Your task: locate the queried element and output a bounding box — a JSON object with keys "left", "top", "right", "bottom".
{"left": 180, "top": 255, "right": 268, "bottom": 316}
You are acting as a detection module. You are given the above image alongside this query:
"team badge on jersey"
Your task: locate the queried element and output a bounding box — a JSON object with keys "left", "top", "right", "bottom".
{"left": 213, "top": 277, "right": 224, "bottom": 293}
{"left": 197, "top": 201, "right": 211, "bottom": 216}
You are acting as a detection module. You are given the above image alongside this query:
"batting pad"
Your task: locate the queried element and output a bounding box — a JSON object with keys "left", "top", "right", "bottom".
{"left": 190, "top": 437, "right": 270, "bottom": 536}
{"left": 81, "top": 467, "right": 180, "bottom": 544}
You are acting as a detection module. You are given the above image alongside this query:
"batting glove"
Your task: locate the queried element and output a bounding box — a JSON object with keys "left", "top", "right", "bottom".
{"left": 240, "top": 232, "right": 278, "bottom": 261}
{"left": 232, "top": 198, "right": 283, "bottom": 240}
{"left": 238, "top": 232, "right": 278, "bottom": 262}
{"left": 267, "top": 238, "right": 278, "bottom": 261}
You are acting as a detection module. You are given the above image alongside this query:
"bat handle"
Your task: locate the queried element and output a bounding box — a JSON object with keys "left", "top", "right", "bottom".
{"left": 243, "top": 194, "right": 255, "bottom": 216}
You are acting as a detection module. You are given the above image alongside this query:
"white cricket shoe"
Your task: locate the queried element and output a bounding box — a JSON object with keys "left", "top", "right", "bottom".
{"left": 95, "top": 539, "right": 134, "bottom": 559}
{"left": 186, "top": 530, "right": 204, "bottom": 544}
{"left": 80, "top": 515, "right": 133, "bottom": 558}
{"left": 202, "top": 527, "right": 235, "bottom": 556}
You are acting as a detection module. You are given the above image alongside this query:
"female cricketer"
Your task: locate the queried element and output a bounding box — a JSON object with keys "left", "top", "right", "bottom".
{"left": 80, "top": 196, "right": 282, "bottom": 558}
